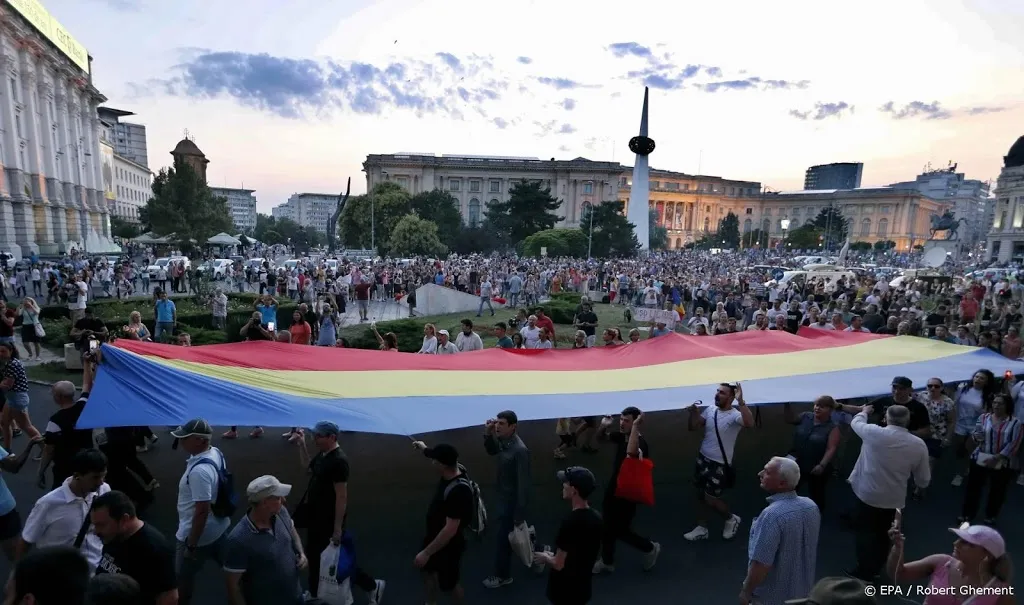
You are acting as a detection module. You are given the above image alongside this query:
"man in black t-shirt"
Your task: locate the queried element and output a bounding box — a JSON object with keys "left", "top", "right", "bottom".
{"left": 295, "top": 421, "right": 384, "bottom": 602}
{"left": 69, "top": 308, "right": 108, "bottom": 353}
{"left": 91, "top": 490, "right": 177, "bottom": 605}
{"left": 784, "top": 304, "right": 803, "bottom": 334}
{"left": 410, "top": 442, "right": 473, "bottom": 603}
{"left": 573, "top": 302, "right": 599, "bottom": 348}
{"left": 536, "top": 467, "right": 603, "bottom": 605}
{"left": 853, "top": 376, "right": 932, "bottom": 437}
{"left": 40, "top": 380, "right": 95, "bottom": 490}
{"left": 593, "top": 407, "right": 659, "bottom": 574}
{"left": 239, "top": 312, "right": 273, "bottom": 341}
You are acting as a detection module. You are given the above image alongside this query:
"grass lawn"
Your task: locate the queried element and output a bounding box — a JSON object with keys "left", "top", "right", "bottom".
{"left": 338, "top": 301, "right": 647, "bottom": 349}
{"left": 25, "top": 361, "right": 82, "bottom": 387}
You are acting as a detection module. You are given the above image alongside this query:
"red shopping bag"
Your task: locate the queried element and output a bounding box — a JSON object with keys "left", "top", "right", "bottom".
{"left": 614, "top": 456, "right": 655, "bottom": 505}
{"left": 492, "top": 297, "right": 507, "bottom": 305}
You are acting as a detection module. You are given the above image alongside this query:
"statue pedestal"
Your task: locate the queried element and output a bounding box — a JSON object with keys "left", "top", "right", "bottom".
{"left": 923, "top": 238, "right": 961, "bottom": 262}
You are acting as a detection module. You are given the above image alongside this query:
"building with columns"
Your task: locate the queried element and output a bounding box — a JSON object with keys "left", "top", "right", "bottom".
{"left": 363, "top": 152, "right": 946, "bottom": 251}
{"left": 0, "top": 0, "right": 113, "bottom": 258}
{"left": 985, "top": 136, "right": 1024, "bottom": 263}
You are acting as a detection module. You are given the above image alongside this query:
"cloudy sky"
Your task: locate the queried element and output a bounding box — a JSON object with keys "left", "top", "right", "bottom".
{"left": 45, "top": 0, "right": 1024, "bottom": 212}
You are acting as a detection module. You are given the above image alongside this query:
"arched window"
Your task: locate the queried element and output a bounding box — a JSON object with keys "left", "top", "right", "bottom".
{"left": 762, "top": 218, "right": 770, "bottom": 233}
{"left": 743, "top": 219, "right": 752, "bottom": 233}
{"left": 468, "top": 198, "right": 481, "bottom": 227}
{"left": 675, "top": 237, "right": 682, "bottom": 248}
{"left": 877, "top": 218, "right": 888, "bottom": 236}
{"left": 860, "top": 218, "right": 871, "bottom": 236}
{"left": 805, "top": 219, "right": 814, "bottom": 226}
{"left": 703, "top": 217, "right": 710, "bottom": 232}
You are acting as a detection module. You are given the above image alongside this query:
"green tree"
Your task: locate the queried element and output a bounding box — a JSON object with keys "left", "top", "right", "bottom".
{"left": 718, "top": 211, "right": 741, "bottom": 248}
{"left": 484, "top": 180, "right": 563, "bottom": 246}
{"left": 813, "top": 205, "right": 848, "bottom": 248}
{"left": 388, "top": 214, "right": 448, "bottom": 257}
{"left": 338, "top": 182, "right": 411, "bottom": 253}
{"left": 109, "top": 216, "right": 141, "bottom": 239}
{"left": 145, "top": 159, "right": 233, "bottom": 252}
{"left": 262, "top": 230, "right": 284, "bottom": 245}
{"left": 410, "top": 189, "right": 462, "bottom": 247}
{"left": 521, "top": 229, "right": 587, "bottom": 257}
{"left": 785, "top": 224, "right": 823, "bottom": 249}
{"left": 450, "top": 226, "right": 496, "bottom": 255}
{"left": 874, "top": 239, "right": 896, "bottom": 251}
{"left": 649, "top": 209, "right": 668, "bottom": 250}
{"left": 239, "top": 234, "right": 251, "bottom": 249}
{"left": 850, "top": 241, "right": 872, "bottom": 251}
{"left": 580, "top": 201, "right": 640, "bottom": 258}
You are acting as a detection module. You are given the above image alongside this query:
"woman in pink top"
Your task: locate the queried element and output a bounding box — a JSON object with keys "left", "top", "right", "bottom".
{"left": 886, "top": 523, "right": 1014, "bottom": 605}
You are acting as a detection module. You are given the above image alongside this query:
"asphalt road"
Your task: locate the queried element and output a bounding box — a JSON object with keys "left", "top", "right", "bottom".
{"left": 2, "top": 385, "right": 1020, "bottom": 604}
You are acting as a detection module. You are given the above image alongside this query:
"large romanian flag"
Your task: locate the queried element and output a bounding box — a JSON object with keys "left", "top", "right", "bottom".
{"left": 78, "top": 331, "right": 1024, "bottom": 435}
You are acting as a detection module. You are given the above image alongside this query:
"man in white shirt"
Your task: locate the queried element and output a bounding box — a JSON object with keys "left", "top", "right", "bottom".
{"left": 456, "top": 319, "right": 483, "bottom": 352}
{"left": 68, "top": 274, "right": 89, "bottom": 322}
{"left": 684, "top": 383, "right": 755, "bottom": 541}
{"left": 171, "top": 418, "right": 233, "bottom": 605}
{"left": 435, "top": 329, "right": 459, "bottom": 354}
{"left": 17, "top": 448, "right": 110, "bottom": 572}
{"left": 477, "top": 275, "right": 495, "bottom": 317}
{"left": 844, "top": 315, "right": 871, "bottom": 333}
{"left": 842, "top": 403, "right": 929, "bottom": 582}
{"left": 519, "top": 315, "right": 542, "bottom": 348}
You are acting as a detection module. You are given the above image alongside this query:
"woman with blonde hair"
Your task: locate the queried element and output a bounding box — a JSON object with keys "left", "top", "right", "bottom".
{"left": 18, "top": 298, "right": 42, "bottom": 359}
{"left": 417, "top": 323, "right": 438, "bottom": 354}
{"left": 887, "top": 523, "right": 1014, "bottom": 605}
{"left": 122, "top": 311, "right": 151, "bottom": 341}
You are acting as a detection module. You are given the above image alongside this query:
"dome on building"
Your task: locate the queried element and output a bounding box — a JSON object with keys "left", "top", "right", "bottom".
{"left": 1006, "top": 135, "right": 1024, "bottom": 169}
{"left": 172, "top": 138, "right": 205, "bottom": 157}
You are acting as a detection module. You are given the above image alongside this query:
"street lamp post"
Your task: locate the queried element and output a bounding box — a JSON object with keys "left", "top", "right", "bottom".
{"left": 780, "top": 218, "right": 791, "bottom": 249}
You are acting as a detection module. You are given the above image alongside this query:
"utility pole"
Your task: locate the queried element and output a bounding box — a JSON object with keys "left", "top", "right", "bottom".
{"left": 370, "top": 196, "right": 375, "bottom": 252}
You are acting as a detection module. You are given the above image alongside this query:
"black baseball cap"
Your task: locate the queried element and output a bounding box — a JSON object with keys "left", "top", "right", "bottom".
{"left": 556, "top": 466, "right": 596, "bottom": 498}
{"left": 170, "top": 418, "right": 213, "bottom": 439}
{"left": 424, "top": 444, "right": 459, "bottom": 467}
{"left": 891, "top": 376, "right": 913, "bottom": 389}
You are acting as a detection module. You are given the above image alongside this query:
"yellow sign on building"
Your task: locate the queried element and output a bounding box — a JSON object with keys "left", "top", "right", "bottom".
{"left": 4, "top": 0, "right": 89, "bottom": 74}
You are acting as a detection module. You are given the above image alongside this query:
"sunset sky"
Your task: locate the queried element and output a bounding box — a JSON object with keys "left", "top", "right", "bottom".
{"left": 46, "top": 0, "right": 1024, "bottom": 212}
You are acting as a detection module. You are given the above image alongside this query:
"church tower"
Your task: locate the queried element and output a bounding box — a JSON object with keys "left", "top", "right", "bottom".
{"left": 171, "top": 135, "right": 209, "bottom": 183}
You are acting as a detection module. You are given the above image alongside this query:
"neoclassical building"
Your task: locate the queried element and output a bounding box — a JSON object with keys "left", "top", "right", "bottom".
{"left": 363, "top": 153, "right": 948, "bottom": 250}
{"left": 985, "top": 136, "right": 1024, "bottom": 263}
{"left": 0, "top": 1, "right": 113, "bottom": 258}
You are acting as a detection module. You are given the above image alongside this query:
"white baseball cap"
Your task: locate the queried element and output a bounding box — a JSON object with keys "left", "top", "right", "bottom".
{"left": 246, "top": 475, "right": 291, "bottom": 503}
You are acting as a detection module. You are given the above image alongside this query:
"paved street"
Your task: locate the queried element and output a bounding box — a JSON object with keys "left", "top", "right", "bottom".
{"left": 0, "top": 386, "right": 1020, "bottom": 604}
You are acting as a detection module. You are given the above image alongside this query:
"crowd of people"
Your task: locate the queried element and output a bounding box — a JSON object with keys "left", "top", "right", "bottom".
{"left": 0, "top": 246, "right": 1021, "bottom": 604}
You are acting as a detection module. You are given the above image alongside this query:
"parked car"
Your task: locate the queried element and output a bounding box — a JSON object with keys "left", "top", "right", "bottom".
{"left": 147, "top": 257, "right": 171, "bottom": 279}
{"left": 196, "top": 258, "right": 232, "bottom": 280}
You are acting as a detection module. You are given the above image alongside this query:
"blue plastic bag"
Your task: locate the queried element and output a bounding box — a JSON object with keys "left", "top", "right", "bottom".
{"left": 334, "top": 531, "right": 357, "bottom": 582}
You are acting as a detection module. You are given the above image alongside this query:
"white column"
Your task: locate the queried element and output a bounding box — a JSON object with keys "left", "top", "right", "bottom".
{"left": 37, "top": 77, "right": 67, "bottom": 247}
{"left": 1, "top": 51, "right": 36, "bottom": 254}
{"left": 19, "top": 51, "right": 54, "bottom": 248}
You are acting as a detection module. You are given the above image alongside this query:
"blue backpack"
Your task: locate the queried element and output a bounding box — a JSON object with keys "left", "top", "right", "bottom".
{"left": 187, "top": 449, "right": 238, "bottom": 518}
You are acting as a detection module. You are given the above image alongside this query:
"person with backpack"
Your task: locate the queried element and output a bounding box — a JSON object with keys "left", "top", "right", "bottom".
{"left": 410, "top": 441, "right": 475, "bottom": 605}
{"left": 171, "top": 418, "right": 235, "bottom": 605}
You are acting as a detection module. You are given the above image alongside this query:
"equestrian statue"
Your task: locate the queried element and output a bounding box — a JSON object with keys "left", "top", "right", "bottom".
{"left": 929, "top": 210, "right": 966, "bottom": 241}
{"left": 327, "top": 177, "right": 351, "bottom": 252}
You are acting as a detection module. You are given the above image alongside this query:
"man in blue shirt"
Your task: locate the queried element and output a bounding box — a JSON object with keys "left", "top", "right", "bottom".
{"left": 254, "top": 295, "right": 277, "bottom": 328}
{"left": 154, "top": 291, "right": 176, "bottom": 342}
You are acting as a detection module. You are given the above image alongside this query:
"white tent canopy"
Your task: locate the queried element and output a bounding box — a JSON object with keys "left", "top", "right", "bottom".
{"left": 207, "top": 232, "right": 241, "bottom": 246}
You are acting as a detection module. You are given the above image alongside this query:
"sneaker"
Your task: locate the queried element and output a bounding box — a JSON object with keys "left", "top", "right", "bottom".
{"left": 683, "top": 525, "right": 709, "bottom": 541}
{"left": 951, "top": 474, "right": 963, "bottom": 487}
{"left": 249, "top": 427, "right": 264, "bottom": 439}
{"left": 281, "top": 431, "right": 294, "bottom": 439}
{"left": 482, "top": 576, "right": 513, "bottom": 589}
{"left": 288, "top": 430, "right": 304, "bottom": 443}
{"left": 723, "top": 515, "right": 742, "bottom": 540}
{"left": 592, "top": 560, "right": 615, "bottom": 575}
{"left": 642, "top": 542, "right": 661, "bottom": 571}
{"left": 146, "top": 435, "right": 159, "bottom": 446}
{"left": 222, "top": 430, "right": 238, "bottom": 439}
{"left": 367, "top": 579, "right": 386, "bottom": 605}
{"left": 136, "top": 445, "right": 149, "bottom": 453}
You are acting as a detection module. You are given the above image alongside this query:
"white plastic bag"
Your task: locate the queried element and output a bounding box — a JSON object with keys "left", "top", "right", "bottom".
{"left": 316, "top": 544, "right": 354, "bottom": 605}
{"left": 508, "top": 521, "right": 535, "bottom": 567}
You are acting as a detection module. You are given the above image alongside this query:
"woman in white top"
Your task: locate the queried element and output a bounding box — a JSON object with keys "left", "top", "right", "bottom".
{"left": 18, "top": 298, "right": 42, "bottom": 360}
{"left": 952, "top": 370, "right": 995, "bottom": 487}
{"left": 417, "top": 323, "right": 438, "bottom": 354}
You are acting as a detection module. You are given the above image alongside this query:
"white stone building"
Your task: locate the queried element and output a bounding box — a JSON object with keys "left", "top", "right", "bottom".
{"left": 271, "top": 192, "right": 338, "bottom": 234}
{"left": 111, "top": 151, "right": 150, "bottom": 223}
{"left": 0, "top": 1, "right": 113, "bottom": 258}
{"left": 986, "top": 136, "right": 1024, "bottom": 263}
{"left": 210, "top": 186, "right": 257, "bottom": 234}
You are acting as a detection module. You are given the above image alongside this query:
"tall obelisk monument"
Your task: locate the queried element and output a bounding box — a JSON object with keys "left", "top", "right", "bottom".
{"left": 626, "top": 87, "right": 655, "bottom": 251}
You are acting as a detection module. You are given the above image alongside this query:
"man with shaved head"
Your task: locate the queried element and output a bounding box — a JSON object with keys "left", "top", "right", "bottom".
{"left": 38, "top": 375, "right": 95, "bottom": 490}
{"left": 741, "top": 456, "right": 820, "bottom": 605}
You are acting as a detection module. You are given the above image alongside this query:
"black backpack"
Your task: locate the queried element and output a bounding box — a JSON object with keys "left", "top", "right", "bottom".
{"left": 187, "top": 449, "right": 238, "bottom": 518}
{"left": 444, "top": 464, "right": 487, "bottom": 538}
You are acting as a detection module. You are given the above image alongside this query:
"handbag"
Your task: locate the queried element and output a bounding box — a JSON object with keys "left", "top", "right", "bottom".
{"left": 34, "top": 322, "right": 45, "bottom": 338}
{"left": 714, "top": 410, "right": 737, "bottom": 489}
{"left": 614, "top": 453, "right": 656, "bottom": 505}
